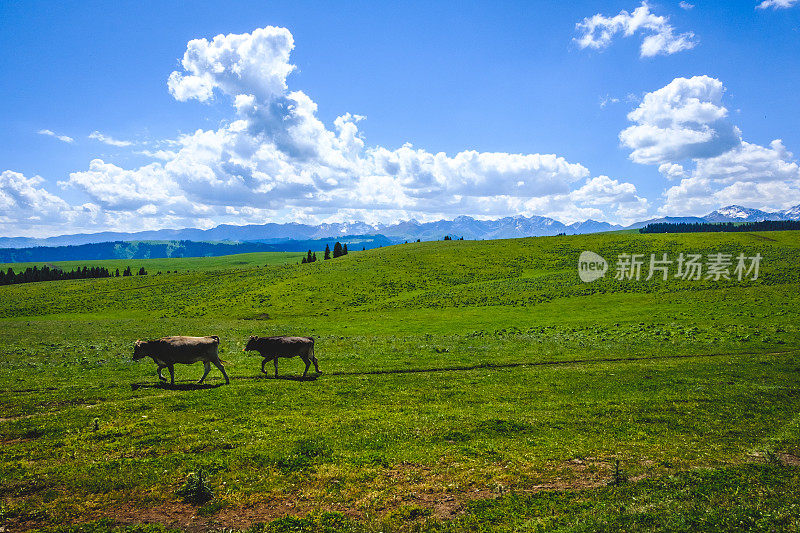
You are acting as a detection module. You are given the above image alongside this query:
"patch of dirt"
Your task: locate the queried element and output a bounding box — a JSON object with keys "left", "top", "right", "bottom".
{"left": 777, "top": 452, "right": 800, "bottom": 466}
{"left": 107, "top": 498, "right": 318, "bottom": 532}
{"left": 0, "top": 459, "right": 644, "bottom": 531}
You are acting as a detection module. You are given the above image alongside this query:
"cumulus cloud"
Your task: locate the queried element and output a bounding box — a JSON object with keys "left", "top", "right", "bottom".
{"left": 53, "top": 26, "right": 646, "bottom": 230}
{"left": 620, "top": 75, "right": 741, "bottom": 164}
{"left": 167, "top": 26, "right": 296, "bottom": 102}
{"left": 38, "top": 129, "right": 74, "bottom": 143}
{"left": 61, "top": 159, "right": 183, "bottom": 210}
{"left": 88, "top": 131, "right": 133, "bottom": 147}
{"left": 756, "top": 0, "right": 798, "bottom": 9}
{"left": 658, "top": 163, "right": 688, "bottom": 179}
{"left": 15, "top": 26, "right": 651, "bottom": 236}
{"left": 693, "top": 139, "right": 800, "bottom": 184}
{"left": 623, "top": 76, "right": 800, "bottom": 215}
{"left": 575, "top": 1, "right": 697, "bottom": 57}
{"left": 0, "top": 170, "right": 101, "bottom": 236}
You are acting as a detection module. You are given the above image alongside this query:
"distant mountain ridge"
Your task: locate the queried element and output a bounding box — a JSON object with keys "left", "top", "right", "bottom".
{"left": 2, "top": 204, "right": 798, "bottom": 249}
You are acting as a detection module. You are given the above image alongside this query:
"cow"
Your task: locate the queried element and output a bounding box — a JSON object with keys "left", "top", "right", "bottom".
{"left": 244, "top": 336, "right": 320, "bottom": 378}
{"left": 133, "top": 335, "right": 230, "bottom": 385}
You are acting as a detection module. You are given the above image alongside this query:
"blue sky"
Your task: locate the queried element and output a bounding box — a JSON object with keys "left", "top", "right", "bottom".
{"left": 1, "top": 0, "right": 799, "bottom": 237}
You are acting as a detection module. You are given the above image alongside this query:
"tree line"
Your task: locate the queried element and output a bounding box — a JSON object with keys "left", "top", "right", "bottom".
{"left": 300, "top": 242, "right": 349, "bottom": 263}
{"left": 639, "top": 220, "right": 800, "bottom": 234}
{"left": 0, "top": 265, "right": 148, "bottom": 286}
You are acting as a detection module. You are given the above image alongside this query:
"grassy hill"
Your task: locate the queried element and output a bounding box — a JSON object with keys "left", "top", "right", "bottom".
{"left": 0, "top": 250, "right": 305, "bottom": 276}
{"left": 1, "top": 232, "right": 799, "bottom": 531}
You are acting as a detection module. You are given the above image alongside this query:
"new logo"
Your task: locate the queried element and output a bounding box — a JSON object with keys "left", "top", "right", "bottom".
{"left": 578, "top": 250, "right": 608, "bottom": 282}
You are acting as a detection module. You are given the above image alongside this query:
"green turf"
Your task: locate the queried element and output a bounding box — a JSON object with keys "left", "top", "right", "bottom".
{"left": 1, "top": 231, "right": 799, "bottom": 531}
{"left": 0, "top": 250, "right": 306, "bottom": 275}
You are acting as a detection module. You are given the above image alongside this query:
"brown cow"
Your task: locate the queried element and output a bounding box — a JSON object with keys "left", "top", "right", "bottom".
{"left": 244, "top": 336, "right": 320, "bottom": 378}
{"left": 133, "top": 335, "right": 229, "bottom": 385}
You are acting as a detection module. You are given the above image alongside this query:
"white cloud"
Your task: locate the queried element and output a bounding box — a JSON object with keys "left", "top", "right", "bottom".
{"left": 679, "top": 2, "right": 695, "bottom": 9}
{"left": 693, "top": 139, "right": 800, "bottom": 185}
{"left": 756, "top": 0, "right": 798, "bottom": 9}
{"left": 167, "top": 26, "right": 296, "bottom": 103}
{"left": 15, "top": 26, "right": 652, "bottom": 236}
{"left": 575, "top": 1, "right": 697, "bottom": 57}
{"left": 659, "top": 177, "right": 717, "bottom": 215}
{"left": 137, "top": 149, "right": 178, "bottom": 161}
{"left": 620, "top": 75, "right": 741, "bottom": 164}
{"left": 0, "top": 170, "right": 100, "bottom": 236}
{"left": 38, "top": 129, "right": 74, "bottom": 143}
{"left": 624, "top": 76, "right": 800, "bottom": 216}
{"left": 658, "top": 163, "right": 688, "bottom": 179}
{"left": 600, "top": 95, "right": 620, "bottom": 108}
{"left": 61, "top": 159, "right": 193, "bottom": 212}
{"left": 89, "top": 131, "right": 133, "bottom": 147}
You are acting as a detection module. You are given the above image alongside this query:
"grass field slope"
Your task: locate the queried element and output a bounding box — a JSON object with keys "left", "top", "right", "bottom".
{"left": 1, "top": 231, "right": 799, "bottom": 532}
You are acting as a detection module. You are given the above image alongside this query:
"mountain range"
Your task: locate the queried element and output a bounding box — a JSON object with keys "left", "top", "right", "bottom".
{"left": 2, "top": 204, "right": 799, "bottom": 249}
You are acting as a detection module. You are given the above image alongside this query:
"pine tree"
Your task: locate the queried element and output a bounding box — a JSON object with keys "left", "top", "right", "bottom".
{"left": 312, "top": 252, "right": 317, "bottom": 262}
{"left": 301, "top": 256, "right": 307, "bottom": 264}
{"left": 333, "top": 242, "right": 343, "bottom": 258}
{"left": 324, "top": 244, "right": 331, "bottom": 260}
{"left": 115, "top": 268, "right": 120, "bottom": 277}
{"left": 138, "top": 267, "right": 147, "bottom": 275}
{"left": 343, "top": 244, "right": 348, "bottom": 255}
{"left": 307, "top": 249, "right": 313, "bottom": 263}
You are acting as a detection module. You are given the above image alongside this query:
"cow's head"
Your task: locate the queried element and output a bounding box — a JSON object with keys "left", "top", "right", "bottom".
{"left": 132, "top": 340, "right": 147, "bottom": 360}
{"left": 244, "top": 335, "right": 259, "bottom": 352}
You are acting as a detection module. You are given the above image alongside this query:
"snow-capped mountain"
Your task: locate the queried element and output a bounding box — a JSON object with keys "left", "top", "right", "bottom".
{"left": 781, "top": 205, "right": 800, "bottom": 220}
{"left": 703, "top": 205, "right": 786, "bottom": 223}
{"left": 568, "top": 220, "right": 625, "bottom": 233}
{"left": 2, "top": 204, "right": 799, "bottom": 248}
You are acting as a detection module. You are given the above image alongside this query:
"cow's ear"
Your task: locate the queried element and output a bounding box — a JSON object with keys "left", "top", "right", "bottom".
{"left": 250, "top": 335, "right": 256, "bottom": 340}
{"left": 134, "top": 340, "right": 141, "bottom": 346}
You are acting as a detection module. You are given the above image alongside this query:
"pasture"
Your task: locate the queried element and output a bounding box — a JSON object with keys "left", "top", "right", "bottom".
{"left": 1, "top": 231, "right": 799, "bottom": 532}
{"left": 0, "top": 251, "right": 305, "bottom": 276}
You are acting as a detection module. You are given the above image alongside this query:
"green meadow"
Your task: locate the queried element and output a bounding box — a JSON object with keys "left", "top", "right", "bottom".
{"left": 1, "top": 231, "right": 799, "bottom": 531}
{"left": 0, "top": 250, "right": 305, "bottom": 275}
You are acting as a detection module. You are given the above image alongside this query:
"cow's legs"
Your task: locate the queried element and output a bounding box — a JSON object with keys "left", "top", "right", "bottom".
{"left": 212, "top": 358, "right": 230, "bottom": 384}
{"left": 167, "top": 364, "right": 175, "bottom": 385}
{"left": 274, "top": 357, "right": 279, "bottom": 378}
{"left": 261, "top": 357, "right": 269, "bottom": 375}
{"left": 310, "top": 345, "right": 320, "bottom": 374}
{"left": 302, "top": 358, "right": 311, "bottom": 379}
{"left": 157, "top": 365, "right": 168, "bottom": 381}
{"left": 199, "top": 361, "right": 212, "bottom": 383}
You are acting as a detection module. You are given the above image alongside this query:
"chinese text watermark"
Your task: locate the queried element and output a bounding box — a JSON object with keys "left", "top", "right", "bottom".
{"left": 578, "top": 251, "right": 761, "bottom": 282}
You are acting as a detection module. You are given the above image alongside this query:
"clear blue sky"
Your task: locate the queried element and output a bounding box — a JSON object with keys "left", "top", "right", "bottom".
{"left": 1, "top": 0, "right": 799, "bottom": 236}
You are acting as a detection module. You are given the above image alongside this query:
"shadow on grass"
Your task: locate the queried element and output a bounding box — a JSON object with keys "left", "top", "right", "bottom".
{"left": 130, "top": 381, "right": 226, "bottom": 391}
{"left": 256, "top": 373, "right": 320, "bottom": 382}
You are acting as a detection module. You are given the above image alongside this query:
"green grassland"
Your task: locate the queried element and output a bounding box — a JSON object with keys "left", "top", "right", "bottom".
{"left": 1, "top": 231, "right": 799, "bottom": 531}
{"left": 0, "top": 250, "right": 305, "bottom": 275}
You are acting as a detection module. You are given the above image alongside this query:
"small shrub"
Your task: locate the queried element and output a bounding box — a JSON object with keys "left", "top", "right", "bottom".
{"left": 607, "top": 459, "right": 628, "bottom": 486}
{"left": 764, "top": 450, "right": 782, "bottom": 466}
{"left": 176, "top": 470, "right": 214, "bottom": 505}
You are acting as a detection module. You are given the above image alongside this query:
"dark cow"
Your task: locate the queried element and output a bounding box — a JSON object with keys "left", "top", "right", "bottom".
{"left": 244, "top": 336, "right": 320, "bottom": 378}
{"left": 133, "top": 335, "right": 229, "bottom": 385}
